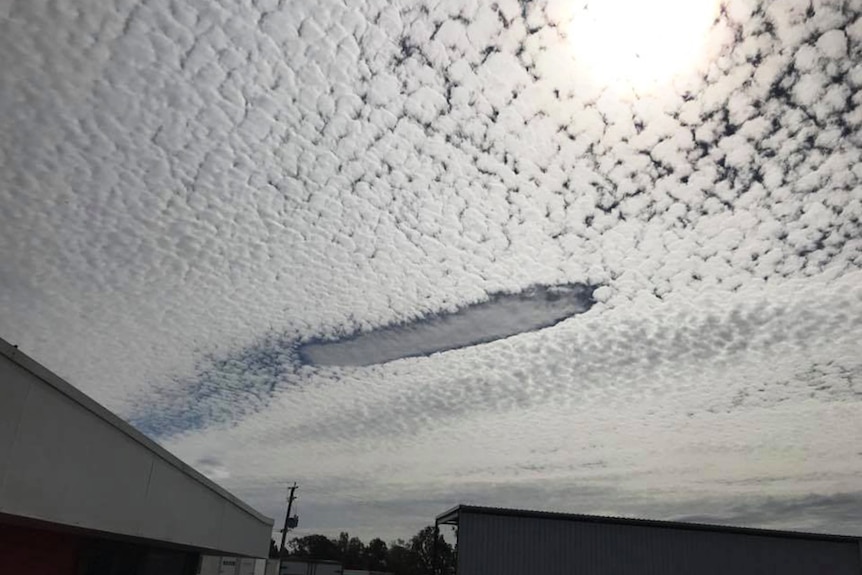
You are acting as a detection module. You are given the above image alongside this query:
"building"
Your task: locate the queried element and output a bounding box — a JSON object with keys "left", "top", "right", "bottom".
{"left": 197, "top": 555, "right": 286, "bottom": 575}
{"left": 197, "top": 555, "right": 276, "bottom": 575}
{"left": 436, "top": 505, "right": 862, "bottom": 575}
{"left": 0, "top": 339, "right": 274, "bottom": 575}
{"left": 278, "top": 559, "right": 343, "bottom": 575}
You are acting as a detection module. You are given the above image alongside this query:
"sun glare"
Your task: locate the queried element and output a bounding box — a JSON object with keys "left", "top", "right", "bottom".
{"left": 569, "top": 0, "right": 720, "bottom": 94}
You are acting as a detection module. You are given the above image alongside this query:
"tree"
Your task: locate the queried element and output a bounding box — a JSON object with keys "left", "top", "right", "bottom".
{"left": 365, "top": 538, "right": 389, "bottom": 571}
{"left": 288, "top": 534, "right": 340, "bottom": 561}
{"left": 387, "top": 539, "right": 419, "bottom": 575}
{"left": 409, "top": 526, "right": 455, "bottom": 575}
{"left": 283, "top": 525, "right": 454, "bottom": 575}
{"left": 341, "top": 533, "right": 366, "bottom": 568}
{"left": 337, "top": 532, "right": 350, "bottom": 556}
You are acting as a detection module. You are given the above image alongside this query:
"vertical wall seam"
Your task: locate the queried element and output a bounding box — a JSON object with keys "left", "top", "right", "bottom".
{"left": 138, "top": 456, "right": 156, "bottom": 536}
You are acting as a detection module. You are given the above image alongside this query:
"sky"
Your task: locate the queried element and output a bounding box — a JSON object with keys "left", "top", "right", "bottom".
{"left": 1, "top": 0, "right": 861, "bottom": 542}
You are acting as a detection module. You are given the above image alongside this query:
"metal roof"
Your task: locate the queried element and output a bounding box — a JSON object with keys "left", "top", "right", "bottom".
{"left": 436, "top": 505, "right": 862, "bottom": 544}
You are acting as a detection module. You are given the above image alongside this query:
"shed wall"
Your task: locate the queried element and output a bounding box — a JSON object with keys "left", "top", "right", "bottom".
{"left": 0, "top": 345, "right": 272, "bottom": 557}
{"left": 457, "top": 512, "right": 861, "bottom": 575}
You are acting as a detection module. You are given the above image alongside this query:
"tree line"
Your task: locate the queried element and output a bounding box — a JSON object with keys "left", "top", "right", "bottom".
{"left": 270, "top": 525, "right": 455, "bottom": 575}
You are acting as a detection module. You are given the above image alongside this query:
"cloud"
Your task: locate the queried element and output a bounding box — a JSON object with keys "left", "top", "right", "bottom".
{"left": 675, "top": 492, "right": 862, "bottom": 535}
{"left": 298, "top": 283, "right": 596, "bottom": 367}
{"left": 195, "top": 456, "right": 232, "bottom": 481}
{"left": 132, "top": 283, "right": 596, "bottom": 437}
{"left": 2, "top": 0, "right": 861, "bottom": 541}
{"left": 128, "top": 332, "right": 301, "bottom": 438}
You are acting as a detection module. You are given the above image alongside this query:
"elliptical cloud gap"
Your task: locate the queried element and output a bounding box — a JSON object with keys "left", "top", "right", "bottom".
{"left": 298, "top": 283, "right": 598, "bottom": 367}
{"left": 131, "top": 283, "right": 597, "bottom": 437}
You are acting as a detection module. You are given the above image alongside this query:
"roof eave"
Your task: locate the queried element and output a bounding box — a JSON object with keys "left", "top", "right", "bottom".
{"left": 435, "top": 504, "right": 463, "bottom": 525}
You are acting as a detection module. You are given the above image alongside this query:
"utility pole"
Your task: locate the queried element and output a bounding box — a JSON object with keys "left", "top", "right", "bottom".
{"left": 279, "top": 482, "right": 298, "bottom": 555}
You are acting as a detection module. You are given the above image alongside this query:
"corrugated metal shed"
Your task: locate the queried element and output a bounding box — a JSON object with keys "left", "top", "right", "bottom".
{"left": 437, "top": 505, "right": 862, "bottom": 575}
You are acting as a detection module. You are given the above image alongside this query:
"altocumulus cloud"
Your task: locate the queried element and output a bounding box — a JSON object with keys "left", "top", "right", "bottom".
{"left": 1, "top": 0, "right": 861, "bottom": 540}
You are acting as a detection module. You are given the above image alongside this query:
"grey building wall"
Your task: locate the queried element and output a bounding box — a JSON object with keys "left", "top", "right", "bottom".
{"left": 0, "top": 339, "right": 273, "bottom": 557}
{"left": 456, "top": 510, "right": 862, "bottom": 575}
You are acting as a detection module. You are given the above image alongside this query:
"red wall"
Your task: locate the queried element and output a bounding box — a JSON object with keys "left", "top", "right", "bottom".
{"left": 0, "top": 523, "right": 81, "bottom": 575}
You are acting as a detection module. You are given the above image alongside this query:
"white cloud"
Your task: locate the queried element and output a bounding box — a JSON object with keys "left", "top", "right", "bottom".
{"left": 1, "top": 0, "right": 861, "bottom": 540}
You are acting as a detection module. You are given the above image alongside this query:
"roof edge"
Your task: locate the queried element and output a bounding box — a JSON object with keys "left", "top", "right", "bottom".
{"left": 0, "top": 338, "right": 273, "bottom": 527}
{"left": 435, "top": 505, "right": 462, "bottom": 525}
{"left": 439, "top": 505, "right": 861, "bottom": 543}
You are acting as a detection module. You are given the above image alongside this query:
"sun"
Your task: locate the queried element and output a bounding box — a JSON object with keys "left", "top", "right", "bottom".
{"left": 568, "top": 0, "right": 720, "bottom": 94}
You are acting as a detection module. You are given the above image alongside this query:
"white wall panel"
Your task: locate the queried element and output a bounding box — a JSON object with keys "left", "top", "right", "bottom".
{"left": 140, "top": 457, "right": 226, "bottom": 546}
{"left": 1, "top": 368, "right": 153, "bottom": 534}
{"left": 0, "top": 340, "right": 273, "bottom": 557}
